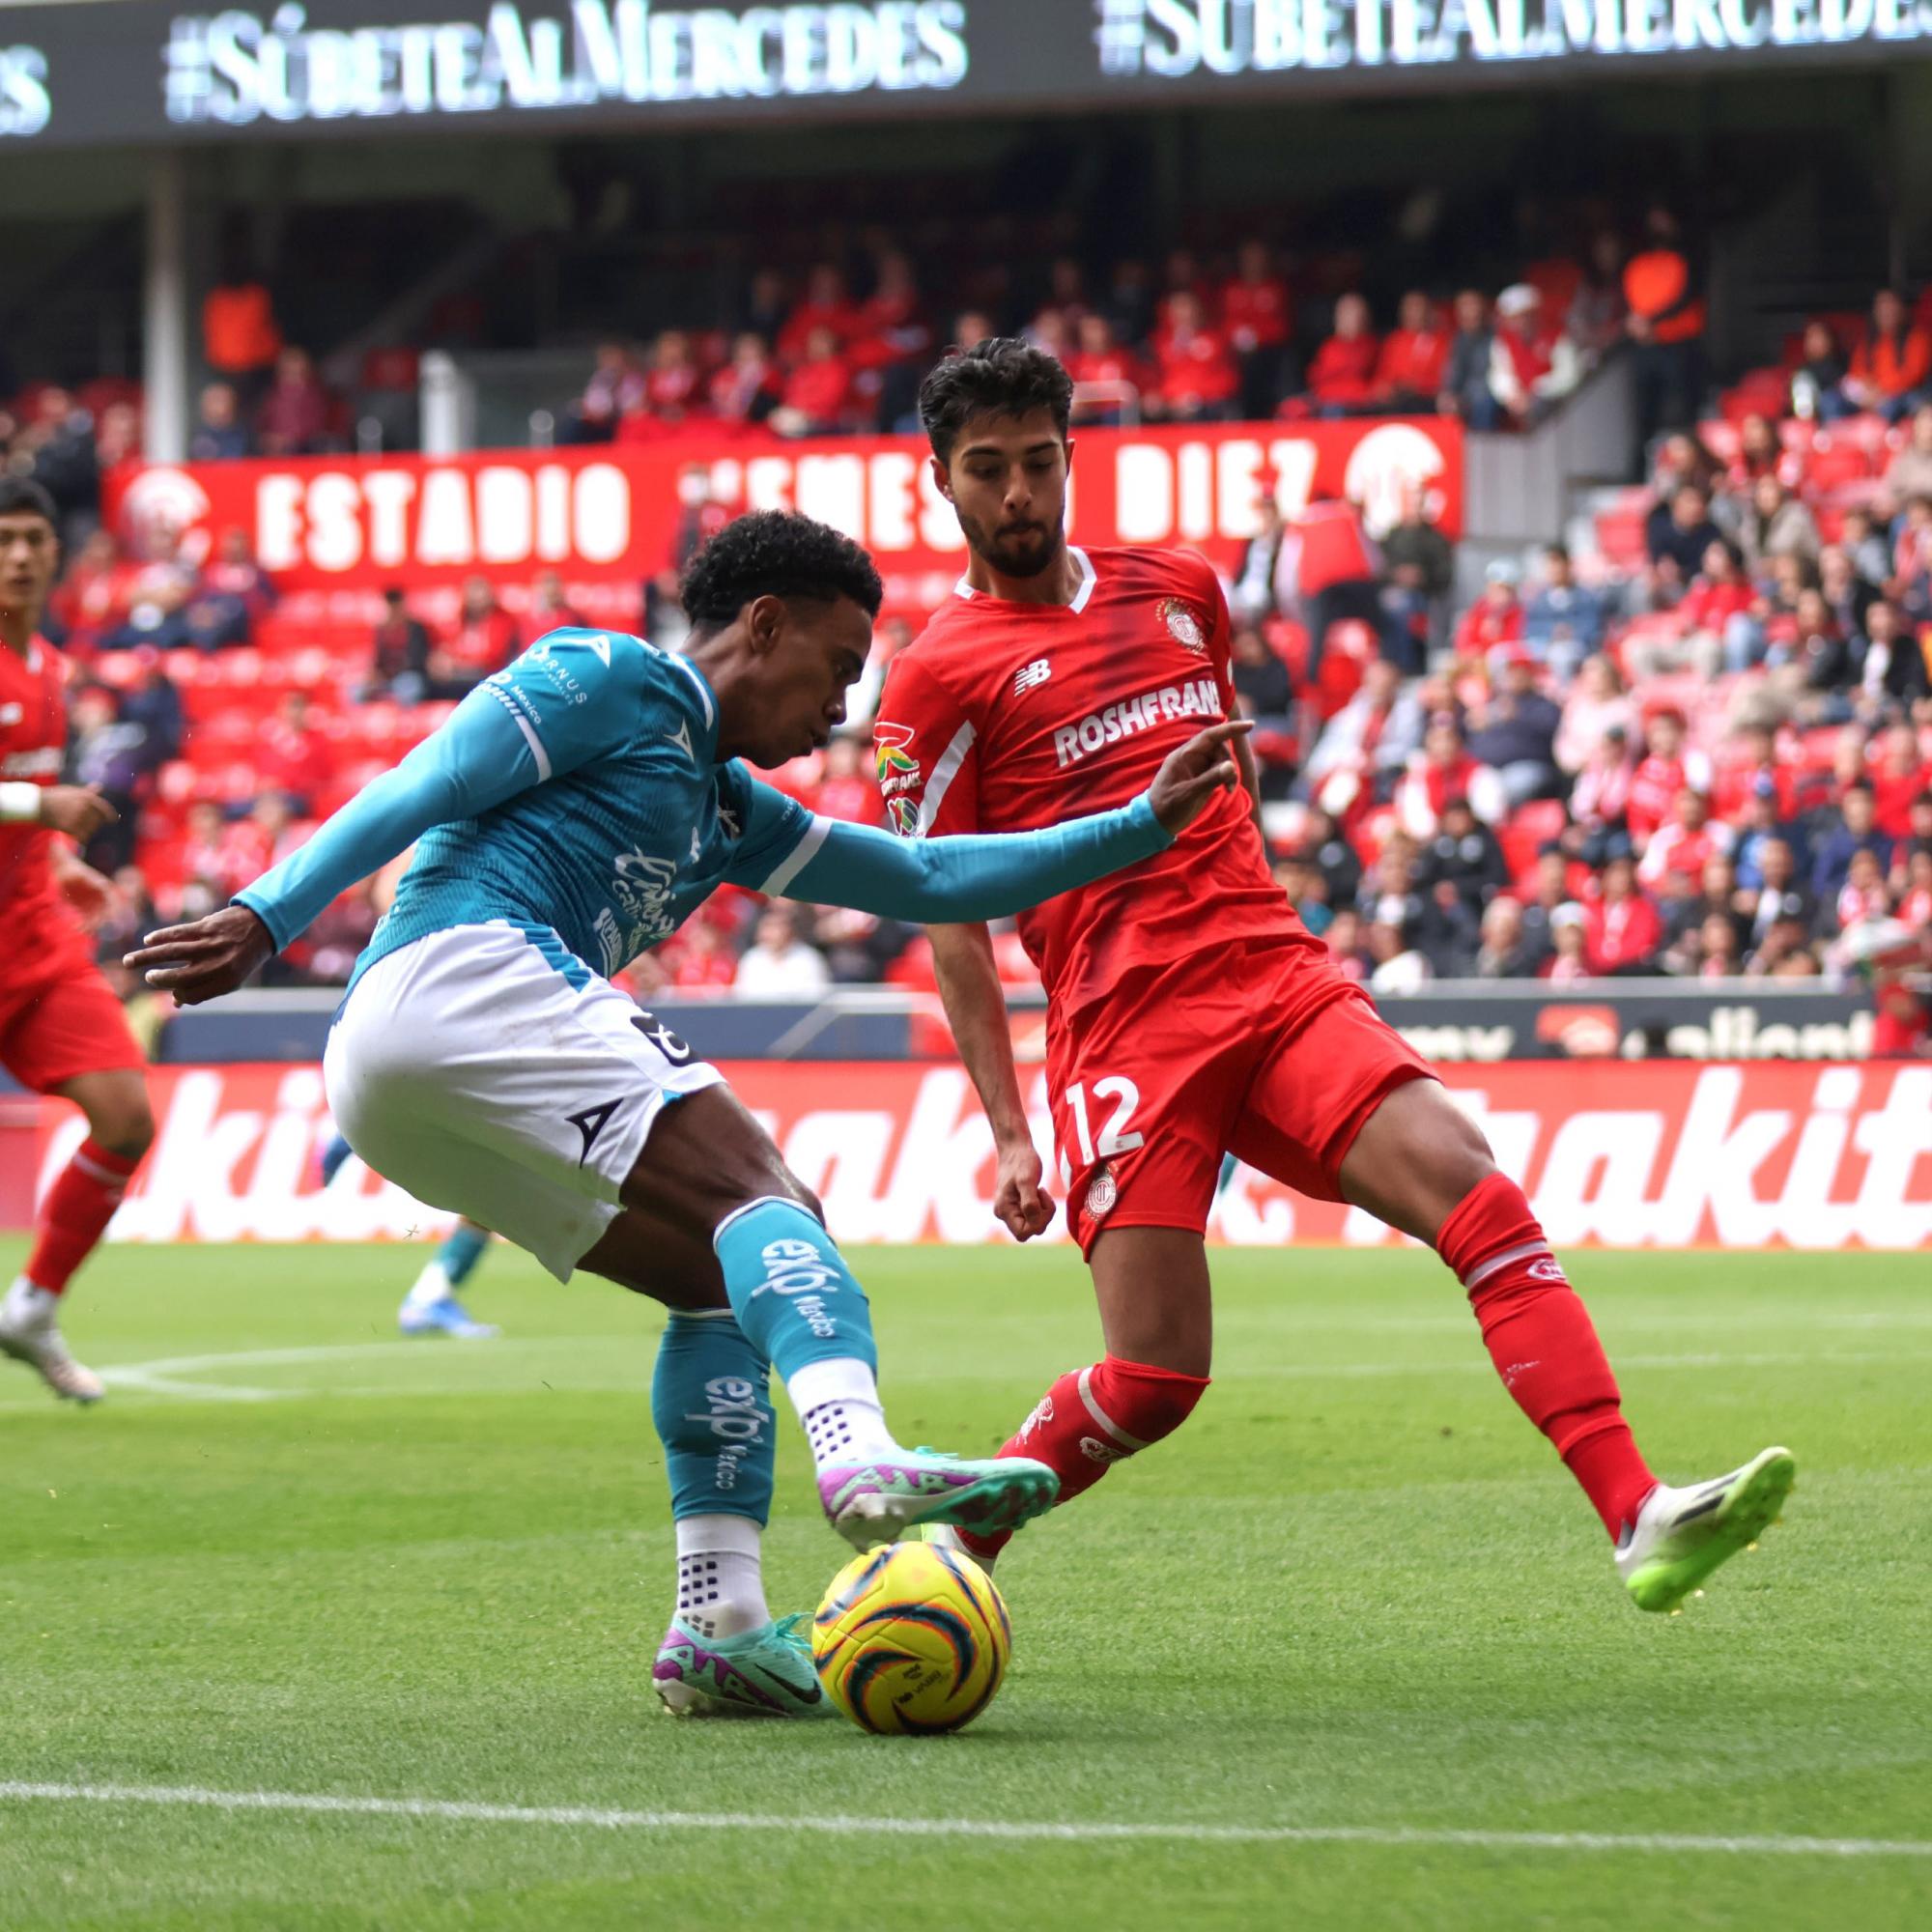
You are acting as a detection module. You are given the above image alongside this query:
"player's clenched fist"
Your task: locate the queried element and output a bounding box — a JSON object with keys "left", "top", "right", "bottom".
{"left": 124, "top": 904, "right": 275, "bottom": 1005}
{"left": 1145, "top": 720, "right": 1253, "bottom": 836}
{"left": 36, "top": 784, "right": 118, "bottom": 840}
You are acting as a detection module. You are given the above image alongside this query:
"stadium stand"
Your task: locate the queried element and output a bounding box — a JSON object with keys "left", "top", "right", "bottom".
{"left": 10, "top": 235, "right": 1932, "bottom": 1026}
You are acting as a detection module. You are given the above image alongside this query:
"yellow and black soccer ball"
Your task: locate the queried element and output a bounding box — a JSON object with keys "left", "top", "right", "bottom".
{"left": 812, "top": 1540, "right": 1011, "bottom": 1734}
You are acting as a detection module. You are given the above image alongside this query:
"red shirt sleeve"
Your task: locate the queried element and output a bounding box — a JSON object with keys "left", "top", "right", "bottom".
{"left": 873, "top": 646, "right": 981, "bottom": 838}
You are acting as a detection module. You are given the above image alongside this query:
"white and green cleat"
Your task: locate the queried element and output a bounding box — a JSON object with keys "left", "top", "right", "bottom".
{"left": 1615, "top": 1446, "right": 1796, "bottom": 1613}
{"left": 652, "top": 1611, "right": 838, "bottom": 1719}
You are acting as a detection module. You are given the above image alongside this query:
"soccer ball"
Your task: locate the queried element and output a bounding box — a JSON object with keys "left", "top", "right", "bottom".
{"left": 812, "top": 1540, "right": 1011, "bottom": 1735}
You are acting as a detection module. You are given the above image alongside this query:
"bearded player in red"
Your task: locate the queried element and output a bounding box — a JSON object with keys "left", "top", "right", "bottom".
{"left": 880, "top": 342, "right": 1792, "bottom": 1612}
{"left": 0, "top": 479, "right": 154, "bottom": 1403}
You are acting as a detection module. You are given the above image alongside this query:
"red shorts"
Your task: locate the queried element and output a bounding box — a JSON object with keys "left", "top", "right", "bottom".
{"left": 1045, "top": 950, "right": 1434, "bottom": 1259}
{"left": 0, "top": 953, "right": 145, "bottom": 1094}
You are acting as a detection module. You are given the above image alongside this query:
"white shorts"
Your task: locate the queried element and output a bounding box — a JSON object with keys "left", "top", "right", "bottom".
{"left": 324, "top": 923, "right": 724, "bottom": 1281}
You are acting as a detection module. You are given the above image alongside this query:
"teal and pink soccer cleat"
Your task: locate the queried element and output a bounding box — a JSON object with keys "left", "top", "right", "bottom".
{"left": 817, "top": 1449, "right": 1059, "bottom": 1550}
{"left": 653, "top": 1612, "right": 835, "bottom": 1719}
{"left": 1615, "top": 1445, "right": 1796, "bottom": 1612}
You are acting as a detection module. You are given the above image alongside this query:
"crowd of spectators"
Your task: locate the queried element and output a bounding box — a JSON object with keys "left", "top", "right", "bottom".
{"left": 12, "top": 227, "right": 1930, "bottom": 1043}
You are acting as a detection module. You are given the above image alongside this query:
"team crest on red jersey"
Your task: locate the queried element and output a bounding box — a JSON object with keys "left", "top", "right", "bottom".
{"left": 872, "top": 722, "right": 923, "bottom": 837}
{"left": 1158, "top": 598, "right": 1207, "bottom": 653}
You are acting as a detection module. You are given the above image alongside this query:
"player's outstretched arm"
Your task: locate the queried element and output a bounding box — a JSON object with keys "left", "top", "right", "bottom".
{"left": 764, "top": 721, "right": 1251, "bottom": 926}
{"left": 124, "top": 687, "right": 560, "bottom": 1003}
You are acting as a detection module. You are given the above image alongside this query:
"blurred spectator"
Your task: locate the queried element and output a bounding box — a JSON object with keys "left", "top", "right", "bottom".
{"left": 1065, "top": 314, "right": 1147, "bottom": 423}
{"left": 779, "top": 265, "right": 861, "bottom": 363}
{"left": 1839, "top": 506, "right": 1892, "bottom": 588}
{"left": 1583, "top": 853, "right": 1663, "bottom": 974}
{"left": 1523, "top": 544, "right": 1607, "bottom": 677}
{"left": 1645, "top": 483, "right": 1723, "bottom": 607}
{"left": 47, "top": 527, "right": 132, "bottom": 650}
{"left": 65, "top": 684, "right": 149, "bottom": 873}
{"left": 185, "top": 526, "right": 276, "bottom": 650}
{"left": 1627, "top": 707, "right": 1711, "bottom": 845}
{"left": 710, "top": 331, "right": 781, "bottom": 427}
{"left": 1395, "top": 712, "right": 1504, "bottom": 836}
{"left": 202, "top": 260, "right": 282, "bottom": 398}
{"left": 771, "top": 327, "right": 854, "bottom": 438}
{"left": 99, "top": 527, "right": 196, "bottom": 652}
{"left": 1555, "top": 654, "right": 1634, "bottom": 776}
{"left": 1728, "top": 412, "right": 1798, "bottom": 492}
{"left": 850, "top": 251, "right": 934, "bottom": 429}
{"left": 1488, "top": 284, "right": 1580, "bottom": 425}
{"left": 1790, "top": 321, "right": 1851, "bottom": 422}
{"left": 1151, "top": 292, "right": 1237, "bottom": 421}
{"left": 1820, "top": 545, "right": 1880, "bottom": 648}
{"left": 1375, "top": 291, "right": 1448, "bottom": 412}
{"left": 1103, "top": 258, "right": 1155, "bottom": 348}
{"left": 1567, "top": 232, "right": 1628, "bottom": 355}
{"left": 1453, "top": 562, "right": 1525, "bottom": 662}
{"left": 1379, "top": 487, "right": 1455, "bottom": 661}
{"left": 365, "top": 586, "right": 433, "bottom": 701}
{"left": 1738, "top": 473, "right": 1820, "bottom": 574}
{"left": 1860, "top": 600, "right": 1930, "bottom": 710}
{"left": 1844, "top": 289, "right": 1932, "bottom": 424}
{"left": 189, "top": 382, "right": 252, "bottom": 463}
{"left": 1292, "top": 489, "right": 1406, "bottom": 677}
{"left": 1637, "top": 786, "right": 1733, "bottom": 892}
{"left": 1366, "top": 916, "right": 1435, "bottom": 994}
{"left": 1306, "top": 659, "right": 1425, "bottom": 813}
{"left": 14, "top": 386, "right": 99, "bottom": 532}
{"left": 1568, "top": 724, "right": 1634, "bottom": 862}
{"left": 1883, "top": 405, "right": 1932, "bottom": 506}
{"left": 1812, "top": 781, "right": 1891, "bottom": 901}
{"left": 1438, "top": 290, "right": 1498, "bottom": 430}
{"left": 119, "top": 649, "right": 185, "bottom": 770}
{"left": 1302, "top": 294, "right": 1379, "bottom": 417}
{"left": 1870, "top": 723, "right": 1931, "bottom": 837}
{"left": 635, "top": 328, "right": 704, "bottom": 430}
{"left": 813, "top": 737, "right": 880, "bottom": 825}
{"left": 256, "top": 348, "right": 334, "bottom": 457}
{"left": 1475, "top": 895, "right": 1547, "bottom": 978}
{"left": 1221, "top": 240, "right": 1293, "bottom": 419}
{"left": 257, "top": 691, "right": 335, "bottom": 814}
{"left": 1229, "top": 624, "right": 1293, "bottom": 726}
{"left": 430, "top": 576, "right": 519, "bottom": 697}
{"left": 667, "top": 921, "right": 740, "bottom": 991}
{"left": 1322, "top": 906, "right": 1368, "bottom": 983}
{"left": 569, "top": 339, "right": 647, "bottom": 441}
{"left": 733, "top": 905, "right": 831, "bottom": 997}
{"left": 1622, "top": 205, "right": 1706, "bottom": 447}
{"left": 527, "top": 569, "right": 588, "bottom": 636}
{"left": 1632, "top": 538, "right": 1756, "bottom": 679}
{"left": 1543, "top": 903, "right": 1591, "bottom": 981}
{"left": 1465, "top": 653, "right": 1561, "bottom": 805}
{"left": 644, "top": 466, "right": 731, "bottom": 637}
{"left": 1418, "top": 795, "right": 1509, "bottom": 912}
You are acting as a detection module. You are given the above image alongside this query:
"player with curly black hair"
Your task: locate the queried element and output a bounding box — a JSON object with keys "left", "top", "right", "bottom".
{"left": 128, "top": 506, "right": 1250, "bottom": 1718}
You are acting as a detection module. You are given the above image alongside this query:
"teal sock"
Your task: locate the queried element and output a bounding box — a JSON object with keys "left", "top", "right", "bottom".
{"left": 438, "top": 1222, "right": 490, "bottom": 1289}
{"left": 711, "top": 1197, "right": 893, "bottom": 1471}
{"left": 651, "top": 1311, "right": 775, "bottom": 1639}
{"left": 711, "top": 1197, "right": 879, "bottom": 1381}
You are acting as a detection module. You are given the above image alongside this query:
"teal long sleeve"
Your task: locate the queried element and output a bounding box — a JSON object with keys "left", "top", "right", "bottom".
{"left": 766, "top": 792, "right": 1174, "bottom": 922}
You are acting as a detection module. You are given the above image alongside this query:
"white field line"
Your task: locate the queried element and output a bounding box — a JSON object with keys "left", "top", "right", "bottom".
{"left": 0, "top": 1342, "right": 1927, "bottom": 1415}
{"left": 0, "top": 1781, "right": 1925, "bottom": 1859}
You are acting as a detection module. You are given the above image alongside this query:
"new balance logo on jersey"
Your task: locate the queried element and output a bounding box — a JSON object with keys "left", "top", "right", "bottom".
{"left": 1053, "top": 675, "right": 1223, "bottom": 768}
{"left": 567, "top": 1097, "right": 625, "bottom": 1166}
{"left": 1012, "top": 658, "right": 1052, "bottom": 697}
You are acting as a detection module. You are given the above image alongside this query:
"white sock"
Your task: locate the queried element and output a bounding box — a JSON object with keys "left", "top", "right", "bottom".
{"left": 2, "top": 1277, "right": 57, "bottom": 1331}
{"left": 786, "top": 1357, "right": 896, "bottom": 1472}
{"left": 673, "top": 1515, "right": 770, "bottom": 1639}
{"left": 403, "top": 1262, "right": 452, "bottom": 1313}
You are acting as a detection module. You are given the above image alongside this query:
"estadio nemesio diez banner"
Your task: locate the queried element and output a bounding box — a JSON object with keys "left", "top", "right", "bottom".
{"left": 12, "top": 1061, "right": 1932, "bottom": 1249}
{"left": 105, "top": 419, "right": 1464, "bottom": 601}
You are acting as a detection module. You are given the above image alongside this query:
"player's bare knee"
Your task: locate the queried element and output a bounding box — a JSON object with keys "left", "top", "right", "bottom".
{"left": 619, "top": 1084, "right": 814, "bottom": 1238}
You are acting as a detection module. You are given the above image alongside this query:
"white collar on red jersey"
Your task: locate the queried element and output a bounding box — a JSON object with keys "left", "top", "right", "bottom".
{"left": 953, "top": 545, "right": 1095, "bottom": 614}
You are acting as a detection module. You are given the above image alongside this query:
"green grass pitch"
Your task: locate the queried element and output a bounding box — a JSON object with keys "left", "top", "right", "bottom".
{"left": 2, "top": 1236, "right": 1927, "bottom": 1931}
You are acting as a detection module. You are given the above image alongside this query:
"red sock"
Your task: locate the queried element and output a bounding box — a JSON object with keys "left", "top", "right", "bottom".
{"left": 959, "top": 1356, "right": 1209, "bottom": 1564}
{"left": 24, "top": 1140, "right": 142, "bottom": 1297}
{"left": 1435, "top": 1173, "right": 1656, "bottom": 1540}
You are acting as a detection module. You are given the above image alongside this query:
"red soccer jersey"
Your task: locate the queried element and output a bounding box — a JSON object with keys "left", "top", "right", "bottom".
{"left": 875, "top": 545, "right": 1326, "bottom": 1022}
{"left": 0, "top": 637, "right": 83, "bottom": 981}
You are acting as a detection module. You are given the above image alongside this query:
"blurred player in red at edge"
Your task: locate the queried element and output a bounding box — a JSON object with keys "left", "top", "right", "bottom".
{"left": 0, "top": 478, "right": 154, "bottom": 1403}
{"left": 882, "top": 341, "right": 1793, "bottom": 1612}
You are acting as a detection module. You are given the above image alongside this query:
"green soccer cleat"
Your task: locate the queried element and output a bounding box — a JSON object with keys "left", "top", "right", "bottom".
{"left": 653, "top": 1612, "right": 838, "bottom": 1719}
{"left": 818, "top": 1449, "right": 1059, "bottom": 1550}
{"left": 1615, "top": 1445, "right": 1796, "bottom": 1613}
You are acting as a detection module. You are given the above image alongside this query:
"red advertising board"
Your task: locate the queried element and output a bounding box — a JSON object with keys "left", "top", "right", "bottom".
{"left": 104, "top": 419, "right": 1463, "bottom": 604}
{"left": 11, "top": 1059, "right": 1931, "bottom": 1251}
